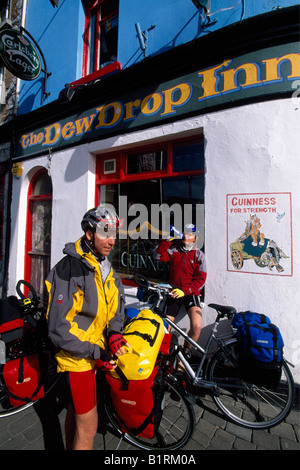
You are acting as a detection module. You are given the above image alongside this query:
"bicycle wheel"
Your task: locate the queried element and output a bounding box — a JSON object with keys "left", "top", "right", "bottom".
{"left": 105, "top": 376, "right": 195, "bottom": 450}
{"left": 0, "top": 351, "right": 60, "bottom": 418}
{"left": 208, "top": 340, "right": 294, "bottom": 429}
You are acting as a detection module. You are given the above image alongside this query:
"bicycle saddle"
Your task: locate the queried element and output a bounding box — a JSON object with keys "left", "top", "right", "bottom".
{"left": 208, "top": 303, "right": 237, "bottom": 318}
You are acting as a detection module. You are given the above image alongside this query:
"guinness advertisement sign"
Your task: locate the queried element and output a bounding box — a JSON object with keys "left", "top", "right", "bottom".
{"left": 0, "top": 28, "right": 41, "bottom": 80}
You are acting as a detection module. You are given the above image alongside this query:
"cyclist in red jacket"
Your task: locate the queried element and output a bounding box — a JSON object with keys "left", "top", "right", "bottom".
{"left": 153, "top": 224, "right": 207, "bottom": 352}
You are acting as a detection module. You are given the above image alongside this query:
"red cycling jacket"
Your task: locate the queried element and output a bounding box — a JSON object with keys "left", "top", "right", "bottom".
{"left": 153, "top": 239, "right": 207, "bottom": 296}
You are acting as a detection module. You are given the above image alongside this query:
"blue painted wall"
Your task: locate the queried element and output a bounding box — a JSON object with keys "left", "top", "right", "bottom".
{"left": 18, "top": 0, "right": 297, "bottom": 114}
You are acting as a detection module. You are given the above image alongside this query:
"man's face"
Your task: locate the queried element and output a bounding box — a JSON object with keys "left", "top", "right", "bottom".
{"left": 183, "top": 232, "right": 196, "bottom": 245}
{"left": 86, "top": 230, "right": 116, "bottom": 256}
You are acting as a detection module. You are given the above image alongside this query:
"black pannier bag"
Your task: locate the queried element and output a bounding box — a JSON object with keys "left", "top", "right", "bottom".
{"left": 0, "top": 296, "right": 24, "bottom": 343}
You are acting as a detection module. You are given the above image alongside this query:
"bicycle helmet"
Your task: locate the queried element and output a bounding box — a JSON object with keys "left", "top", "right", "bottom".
{"left": 81, "top": 204, "right": 123, "bottom": 236}
{"left": 183, "top": 224, "right": 199, "bottom": 238}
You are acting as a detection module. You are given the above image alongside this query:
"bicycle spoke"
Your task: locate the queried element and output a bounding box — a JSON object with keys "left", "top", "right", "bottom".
{"left": 208, "top": 342, "right": 294, "bottom": 429}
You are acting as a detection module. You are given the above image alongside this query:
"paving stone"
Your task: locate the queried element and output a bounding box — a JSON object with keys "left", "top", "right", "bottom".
{"left": 269, "top": 421, "right": 296, "bottom": 441}
{"left": 209, "top": 428, "right": 235, "bottom": 450}
{"left": 233, "top": 437, "right": 256, "bottom": 450}
{"left": 225, "top": 421, "right": 252, "bottom": 442}
{"left": 280, "top": 438, "right": 300, "bottom": 450}
{"left": 252, "top": 430, "right": 280, "bottom": 450}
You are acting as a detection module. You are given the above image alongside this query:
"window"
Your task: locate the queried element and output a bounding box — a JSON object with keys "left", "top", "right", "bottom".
{"left": 84, "top": 0, "right": 119, "bottom": 76}
{"left": 25, "top": 170, "right": 52, "bottom": 303}
{"left": 96, "top": 138, "right": 205, "bottom": 282}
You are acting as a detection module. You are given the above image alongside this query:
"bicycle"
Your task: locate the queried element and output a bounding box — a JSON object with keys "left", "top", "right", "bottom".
{"left": 0, "top": 280, "right": 195, "bottom": 451}
{"left": 0, "top": 281, "right": 60, "bottom": 418}
{"left": 103, "top": 273, "right": 295, "bottom": 449}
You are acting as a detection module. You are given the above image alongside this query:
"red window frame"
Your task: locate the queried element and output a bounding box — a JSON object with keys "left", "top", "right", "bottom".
{"left": 24, "top": 169, "right": 52, "bottom": 288}
{"left": 95, "top": 137, "right": 204, "bottom": 195}
{"left": 95, "top": 137, "right": 205, "bottom": 285}
{"left": 83, "top": 0, "right": 119, "bottom": 78}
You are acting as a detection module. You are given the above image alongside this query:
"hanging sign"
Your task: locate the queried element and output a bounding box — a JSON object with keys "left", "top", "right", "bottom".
{"left": 0, "top": 28, "right": 41, "bottom": 80}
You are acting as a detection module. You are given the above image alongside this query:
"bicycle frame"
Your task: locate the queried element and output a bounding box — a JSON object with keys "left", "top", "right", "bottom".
{"left": 145, "top": 282, "right": 236, "bottom": 389}
{"left": 160, "top": 311, "right": 236, "bottom": 388}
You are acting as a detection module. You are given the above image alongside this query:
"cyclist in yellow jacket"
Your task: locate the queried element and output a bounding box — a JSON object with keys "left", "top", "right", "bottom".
{"left": 46, "top": 205, "right": 129, "bottom": 450}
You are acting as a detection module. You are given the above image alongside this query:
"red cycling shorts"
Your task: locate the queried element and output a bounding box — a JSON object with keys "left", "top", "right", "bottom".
{"left": 68, "top": 368, "right": 97, "bottom": 415}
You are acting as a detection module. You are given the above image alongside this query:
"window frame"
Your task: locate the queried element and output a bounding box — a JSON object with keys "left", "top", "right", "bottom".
{"left": 95, "top": 136, "right": 204, "bottom": 190}
{"left": 24, "top": 169, "right": 52, "bottom": 289}
{"left": 95, "top": 136, "right": 205, "bottom": 284}
{"left": 83, "top": 0, "right": 119, "bottom": 77}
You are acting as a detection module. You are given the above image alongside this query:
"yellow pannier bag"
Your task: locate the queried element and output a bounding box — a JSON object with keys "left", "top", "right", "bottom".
{"left": 110, "top": 309, "right": 165, "bottom": 380}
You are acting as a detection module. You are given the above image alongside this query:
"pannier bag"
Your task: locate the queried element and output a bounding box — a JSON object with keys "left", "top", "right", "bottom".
{"left": 106, "top": 334, "right": 175, "bottom": 438}
{"left": 2, "top": 353, "right": 45, "bottom": 407}
{"left": 110, "top": 309, "right": 165, "bottom": 381}
{"left": 0, "top": 296, "right": 24, "bottom": 343}
{"left": 232, "top": 311, "right": 284, "bottom": 386}
{"left": 106, "top": 365, "right": 164, "bottom": 438}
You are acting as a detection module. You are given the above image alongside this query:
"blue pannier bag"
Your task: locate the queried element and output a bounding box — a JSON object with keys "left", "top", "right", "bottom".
{"left": 232, "top": 311, "right": 284, "bottom": 386}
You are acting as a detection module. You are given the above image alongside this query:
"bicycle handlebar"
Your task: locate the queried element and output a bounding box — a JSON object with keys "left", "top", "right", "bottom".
{"left": 16, "top": 280, "right": 41, "bottom": 328}
{"left": 134, "top": 274, "right": 237, "bottom": 321}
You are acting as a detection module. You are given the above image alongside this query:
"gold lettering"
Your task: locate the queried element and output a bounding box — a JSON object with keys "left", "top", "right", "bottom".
{"left": 262, "top": 53, "right": 300, "bottom": 83}
{"left": 198, "top": 62, "right": 229, "bottom": 100}
{"left": 62, "top": 121, "right": 75, "bottom": 139}
{"left": 124, "top": 99, "right": 141, "bottom": 120}
{"left": 42, "top": 123, "right": 61, "bottom": 146}
{"left": 75, "top": 114, "right": 96, "bottom": 134}
{"left": 221, "top": 63, "right": 261, "bottom": 92}
{"left": 161, "top": 83, "right": 191, "bottom": 116}
{"left": 141, "top": 93, "right": 162, "bottom": 115}
{"left": 95, "top": 103, "right": 122, "bottom": 128}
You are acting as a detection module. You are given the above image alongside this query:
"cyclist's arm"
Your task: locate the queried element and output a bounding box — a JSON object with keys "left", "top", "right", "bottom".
{"left": 185, "top": 250, "right": 207, "bottom": 296}
{"left": 107, "top": 269, "right": 126, "bottom": 335}
{"left": 153, "top": 239, "right": 173, "bottom": 262}
{"left": 45, "top": 258, "right": 104, "bottom": 361}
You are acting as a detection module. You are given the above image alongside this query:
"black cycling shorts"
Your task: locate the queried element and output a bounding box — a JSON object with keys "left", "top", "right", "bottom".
{"left": 165, "top": 294, "right": 202, "bottom": 318}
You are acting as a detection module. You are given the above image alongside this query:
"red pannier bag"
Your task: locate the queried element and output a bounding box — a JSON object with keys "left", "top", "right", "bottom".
{"left": 106, "top": 334, "right": 175, "bottom": 439}
{"left": 106, "top": 365, "right": 164, "bottom": 439}
{"left": 2, "top": 354, "right": 45, "bottom": 407}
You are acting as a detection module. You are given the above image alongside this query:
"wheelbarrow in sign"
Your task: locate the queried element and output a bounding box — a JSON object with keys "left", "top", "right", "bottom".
{"left": 0, "top": 28, "right": 41, "bottom": 81}
{"left": 226, "top": 192, "right": 293, "bottom": 276}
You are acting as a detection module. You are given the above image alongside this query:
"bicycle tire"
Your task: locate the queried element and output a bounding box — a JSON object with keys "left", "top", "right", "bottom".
{"left": 207, "top": 340, "right": 294, "bottom": 429}
{"left": 104, "top": 376, "right": 195, "bottom": 450}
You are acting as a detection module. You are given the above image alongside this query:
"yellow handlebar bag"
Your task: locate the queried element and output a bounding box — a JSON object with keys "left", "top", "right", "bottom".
{"left": 110, "top": 309, "right": 165, "bottom": 380}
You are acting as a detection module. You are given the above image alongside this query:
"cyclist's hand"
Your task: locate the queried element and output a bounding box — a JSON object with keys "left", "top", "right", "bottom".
{"left": 95, "top": 349, "right": 116, "bottom": 371}
{"left": 108, "top": 331, "right": 130, "bottom": 357}
{"left": 171, "top": 288, "right": 185, "bottom": 298}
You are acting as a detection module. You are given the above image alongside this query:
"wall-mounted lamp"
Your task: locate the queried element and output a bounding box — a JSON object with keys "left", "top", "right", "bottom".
{"left": 135, "top": 23, "right": 156, "bottom": 58}
{"left": 191, "top": 0, "right": 211, "bottom": 13}
{"left": 59, "top": 83, "right": 75, "bottom": 103}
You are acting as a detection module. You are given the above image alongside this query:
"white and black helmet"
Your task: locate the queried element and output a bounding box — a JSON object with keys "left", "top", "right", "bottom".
{"left": 183, "top": 223, "right": 199, "bottom": 237}
{"left": 81, "top": 204, "right": 123, "bottom": 236}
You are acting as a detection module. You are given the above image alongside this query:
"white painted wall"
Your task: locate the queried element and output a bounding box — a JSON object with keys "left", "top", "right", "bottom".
{"left": 203, "top": 99, "right": 300, "bottom": 382}
{"left": 8, "top": 97, "right": 300, "bottom": 382}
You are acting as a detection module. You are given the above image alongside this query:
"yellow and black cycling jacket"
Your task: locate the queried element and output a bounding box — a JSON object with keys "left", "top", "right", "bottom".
{"left": 45, "top": 238, "right": 125, "bottom": 373}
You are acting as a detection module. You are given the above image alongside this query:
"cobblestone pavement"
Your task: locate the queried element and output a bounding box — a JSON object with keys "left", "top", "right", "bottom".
{"left": 0, "top": 382, "right": 299, "bottom": 452}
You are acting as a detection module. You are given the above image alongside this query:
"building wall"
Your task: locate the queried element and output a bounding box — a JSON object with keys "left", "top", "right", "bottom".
{"left": 8, "top": 94, "right": 300, "bottom": 381}
{"left": 18, "top": 0, "right": 298, "bottom": 113}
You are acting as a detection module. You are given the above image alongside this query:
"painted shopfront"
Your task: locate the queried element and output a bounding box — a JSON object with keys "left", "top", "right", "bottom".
{"left": 4, "top": 4, "right": 300, "bottom": 382}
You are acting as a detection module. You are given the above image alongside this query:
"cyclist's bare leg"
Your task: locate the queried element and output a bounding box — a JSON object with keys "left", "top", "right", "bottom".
{"left": 184, "top": 306, "right": 202, "bottom": 350}
{"left": 65, "top": 404, "right": 98, "bottom": 450}
{"left": 166, "top": 315, "right": 175, "bottom": 332}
